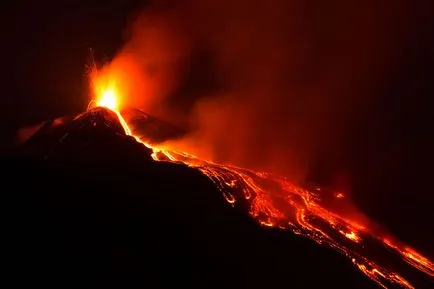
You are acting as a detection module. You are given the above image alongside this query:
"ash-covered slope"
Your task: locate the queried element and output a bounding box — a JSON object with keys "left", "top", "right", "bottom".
{"left": 0, "top": 108, "right": 379, "bottom": 289}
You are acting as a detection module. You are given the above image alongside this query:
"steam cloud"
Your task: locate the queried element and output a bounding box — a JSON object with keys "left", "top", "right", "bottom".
{"left": 103, "top": 0, "right": 407, "bottom": 184}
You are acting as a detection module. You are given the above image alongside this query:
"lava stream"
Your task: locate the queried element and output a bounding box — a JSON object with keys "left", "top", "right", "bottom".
{"left": 90, "top": 82, "right": 434, "bottom": 289}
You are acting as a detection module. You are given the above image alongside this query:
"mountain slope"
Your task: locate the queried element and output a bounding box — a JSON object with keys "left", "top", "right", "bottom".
{"left": 0, "top": 107, "right": 379, "bottom": 288}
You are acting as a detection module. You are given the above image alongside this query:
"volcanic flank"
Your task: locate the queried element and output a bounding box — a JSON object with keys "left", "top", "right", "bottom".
{"left": 0, "top": 107, "right": 387, "bottom": 289}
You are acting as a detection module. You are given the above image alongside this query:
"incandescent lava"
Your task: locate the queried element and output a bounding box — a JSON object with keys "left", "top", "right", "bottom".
{"left": 84, "top": 67, "right": 434, "bottom": 289}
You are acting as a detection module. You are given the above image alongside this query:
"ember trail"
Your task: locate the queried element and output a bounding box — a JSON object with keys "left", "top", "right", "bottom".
{"left": 90, "top": 74, "right": 434, "bottom": 289}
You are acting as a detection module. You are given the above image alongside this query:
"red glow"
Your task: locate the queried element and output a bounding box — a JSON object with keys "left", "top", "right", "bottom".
{"left": 89, "top": 67, "right": 434, "bottom": 289}
{"left": 336, "top": 192, "right": 345, "bottom": 199}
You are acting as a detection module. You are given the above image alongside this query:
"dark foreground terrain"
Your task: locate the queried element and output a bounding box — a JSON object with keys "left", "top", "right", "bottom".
{"left": 1, "top": 108, "right": 381, "bottom": 288}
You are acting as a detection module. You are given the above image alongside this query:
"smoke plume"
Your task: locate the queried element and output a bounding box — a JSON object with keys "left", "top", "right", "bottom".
{"left": 102, "top": 0, "right": 408, "bottom": 183}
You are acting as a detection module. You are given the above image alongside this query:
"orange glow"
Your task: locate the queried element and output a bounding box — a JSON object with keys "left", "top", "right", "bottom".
{"left": 89, "top": 67, "right": 434, "bottom": 289}
{"left": 98, "top": 88, "right": 118, "bottom": 111}
{"left": 343, "top": 231, "right": 361, "bottom": 243}
{"left": 90, "top": 66, "right": 122, "bottom": 112}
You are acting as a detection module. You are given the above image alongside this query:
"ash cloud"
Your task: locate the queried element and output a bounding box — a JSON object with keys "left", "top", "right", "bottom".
{"left": 108, "top": 0, "right": 410, "bottom": 183}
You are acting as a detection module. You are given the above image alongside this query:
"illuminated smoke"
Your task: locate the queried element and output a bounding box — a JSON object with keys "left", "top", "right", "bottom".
{"left": 88, "top": 0, "right": 418, "bottom": 244}
{"left": 87, "top": 2, "right": 434, "bottom": 286}
{"left": 98, "top": 0, "right": 409, "bottom": 185}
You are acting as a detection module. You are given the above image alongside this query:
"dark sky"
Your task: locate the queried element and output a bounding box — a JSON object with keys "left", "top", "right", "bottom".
{"left": 2, "top": 0, "right": 434, "bottom": 256}
{"left": 1, "top": 0, "right": 146, "bottom": 143}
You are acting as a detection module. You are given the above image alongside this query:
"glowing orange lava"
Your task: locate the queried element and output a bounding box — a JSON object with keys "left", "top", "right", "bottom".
{"left": 98, "top": 88, "right": 118, "bottom": 110}
{"left": 92, "top": 76, "right": 120, "bottom": 111}
{"left": 336, "top": 192, "right": 345, "bottom": 199}
{"left": 89, "top": 69, "right": 434, "bottom": 289}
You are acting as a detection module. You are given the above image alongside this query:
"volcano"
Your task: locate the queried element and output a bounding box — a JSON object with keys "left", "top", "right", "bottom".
{"left": 15, "top": 107, "right": 186, "bottom": 159}
{"left": 1, "top": 107, "right": 382, "bottom": 289}
{"left": 2, "top": 107, "right": 433, "bottom": 289}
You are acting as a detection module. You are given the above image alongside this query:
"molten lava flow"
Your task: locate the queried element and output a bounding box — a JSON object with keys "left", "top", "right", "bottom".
{"left": 144, "top": 150, "right": 434, "bottom": 289}
{"left": 89, "top": 71, "right": 133, "bottom": 136}
{"left": 89, "top": 71, "right": 434, "bottom": 289}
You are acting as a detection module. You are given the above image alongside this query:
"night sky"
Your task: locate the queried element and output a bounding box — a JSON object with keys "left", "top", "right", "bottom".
{"left": 2, "top": 0, "right": 145, "bottom": 141}
{"left": 2, "top": 0, "right": 434, "bottom": 259}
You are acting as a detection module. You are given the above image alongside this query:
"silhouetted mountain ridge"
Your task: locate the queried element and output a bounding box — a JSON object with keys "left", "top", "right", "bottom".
{"left": 0, "top": 107, "right": 380, "bottom": 288}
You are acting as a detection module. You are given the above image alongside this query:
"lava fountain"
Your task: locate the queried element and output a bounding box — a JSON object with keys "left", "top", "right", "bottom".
{"left": 88, "top": 67, "right": 434, "bottom": 289}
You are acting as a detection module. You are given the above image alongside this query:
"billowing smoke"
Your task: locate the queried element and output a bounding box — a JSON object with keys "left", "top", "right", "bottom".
{"left": 101, "top": 0, "right": 408, "bottom": 184}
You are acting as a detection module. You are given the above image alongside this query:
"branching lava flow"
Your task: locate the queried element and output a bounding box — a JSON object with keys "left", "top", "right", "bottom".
{"left": 90, "top": 71, "right": 434, "bottom": 289}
